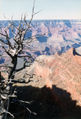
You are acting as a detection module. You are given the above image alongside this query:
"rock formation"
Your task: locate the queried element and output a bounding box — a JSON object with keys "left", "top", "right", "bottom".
{"left": 11, "top": 48, "right": 81, "bottom": 118}
{"left": 30, "top": 48, "right": 81, "bottom": 106}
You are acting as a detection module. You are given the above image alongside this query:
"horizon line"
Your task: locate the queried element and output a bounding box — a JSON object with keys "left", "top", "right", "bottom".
{"left": 0, "top": 19, "right": 81, "bottom": 21}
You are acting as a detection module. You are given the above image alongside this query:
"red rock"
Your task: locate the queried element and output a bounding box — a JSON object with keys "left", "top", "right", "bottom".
{"left": 32, "top": 48, "right": 81, "bottom": 106}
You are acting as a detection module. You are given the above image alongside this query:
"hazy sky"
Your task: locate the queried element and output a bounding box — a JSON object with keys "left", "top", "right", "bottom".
{"left": 0, "top": 0, "right": 81, "bottom": 20}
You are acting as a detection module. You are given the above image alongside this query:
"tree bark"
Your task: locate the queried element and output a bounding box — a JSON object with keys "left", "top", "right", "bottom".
{"left": 8, "top": 55, "right": 17, "bottom": 79}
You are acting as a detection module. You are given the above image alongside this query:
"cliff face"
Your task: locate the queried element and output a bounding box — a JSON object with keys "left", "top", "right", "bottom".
{"left": 26, "top": 48, "right": 81, "bottom": 106}
{"left": 2, "top": 48, "right": 80, "bottom": 118}
{"left": 13, "top": 48, "right": 81, "bottom": 118}
{"left": 1, "top": 48, "right": 81, "bottom": 106}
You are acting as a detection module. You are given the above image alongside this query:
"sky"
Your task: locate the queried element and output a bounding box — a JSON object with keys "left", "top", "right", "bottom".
{"left": 0, "top": 0, "right": 81, "bottom": 20}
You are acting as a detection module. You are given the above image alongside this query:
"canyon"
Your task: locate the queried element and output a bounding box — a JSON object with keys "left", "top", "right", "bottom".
{"left": 0, "top": 20, "right": 81, "bottom": 118}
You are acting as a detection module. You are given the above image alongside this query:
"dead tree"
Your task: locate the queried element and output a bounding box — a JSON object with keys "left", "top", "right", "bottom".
{"left": 0, "top": 12, "right": 35, "bottom": 79}
{"left": 0, "top": 1, "right": 38, "bottom": 118}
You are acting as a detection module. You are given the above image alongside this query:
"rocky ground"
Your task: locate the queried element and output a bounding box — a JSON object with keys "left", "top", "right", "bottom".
{"left": 1, "top": 48, "right": 81, "bottom": 119}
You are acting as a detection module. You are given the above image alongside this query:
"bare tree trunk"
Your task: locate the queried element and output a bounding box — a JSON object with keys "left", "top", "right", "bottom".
{"left": 8, "top": 55, "right": 17, "bottom": 79}
{"left": 0, "top": 73, "right": 5, "bottom": 119}
{"left": 3, "top": 55, "right": 17, "bottom": 119}
{"left": 0, "top": 93, "right": 3, "bottom": 119}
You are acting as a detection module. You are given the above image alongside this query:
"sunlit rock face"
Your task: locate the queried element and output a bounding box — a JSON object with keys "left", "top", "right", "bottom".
{"left": 28, "top": 48, "right": 81, "bottom": 107}
{"left": 12, "top": 48, "right": 81, "bottom": 118}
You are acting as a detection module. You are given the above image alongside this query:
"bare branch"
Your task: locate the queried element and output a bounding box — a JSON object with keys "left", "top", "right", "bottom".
{"left": 0, "top": 39, "right": 8, "bottom": 45}
{"left": 0, "top": 29, "right": 14, "bottom": 50}
{"left": 2, "top": 46, "right": 13, "bottom": 59}
{"left": 26, "top": 107, "right": 37, "bottom": 116}
{"left": 0, "top": 32, "right": 9, "bottom": 38}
